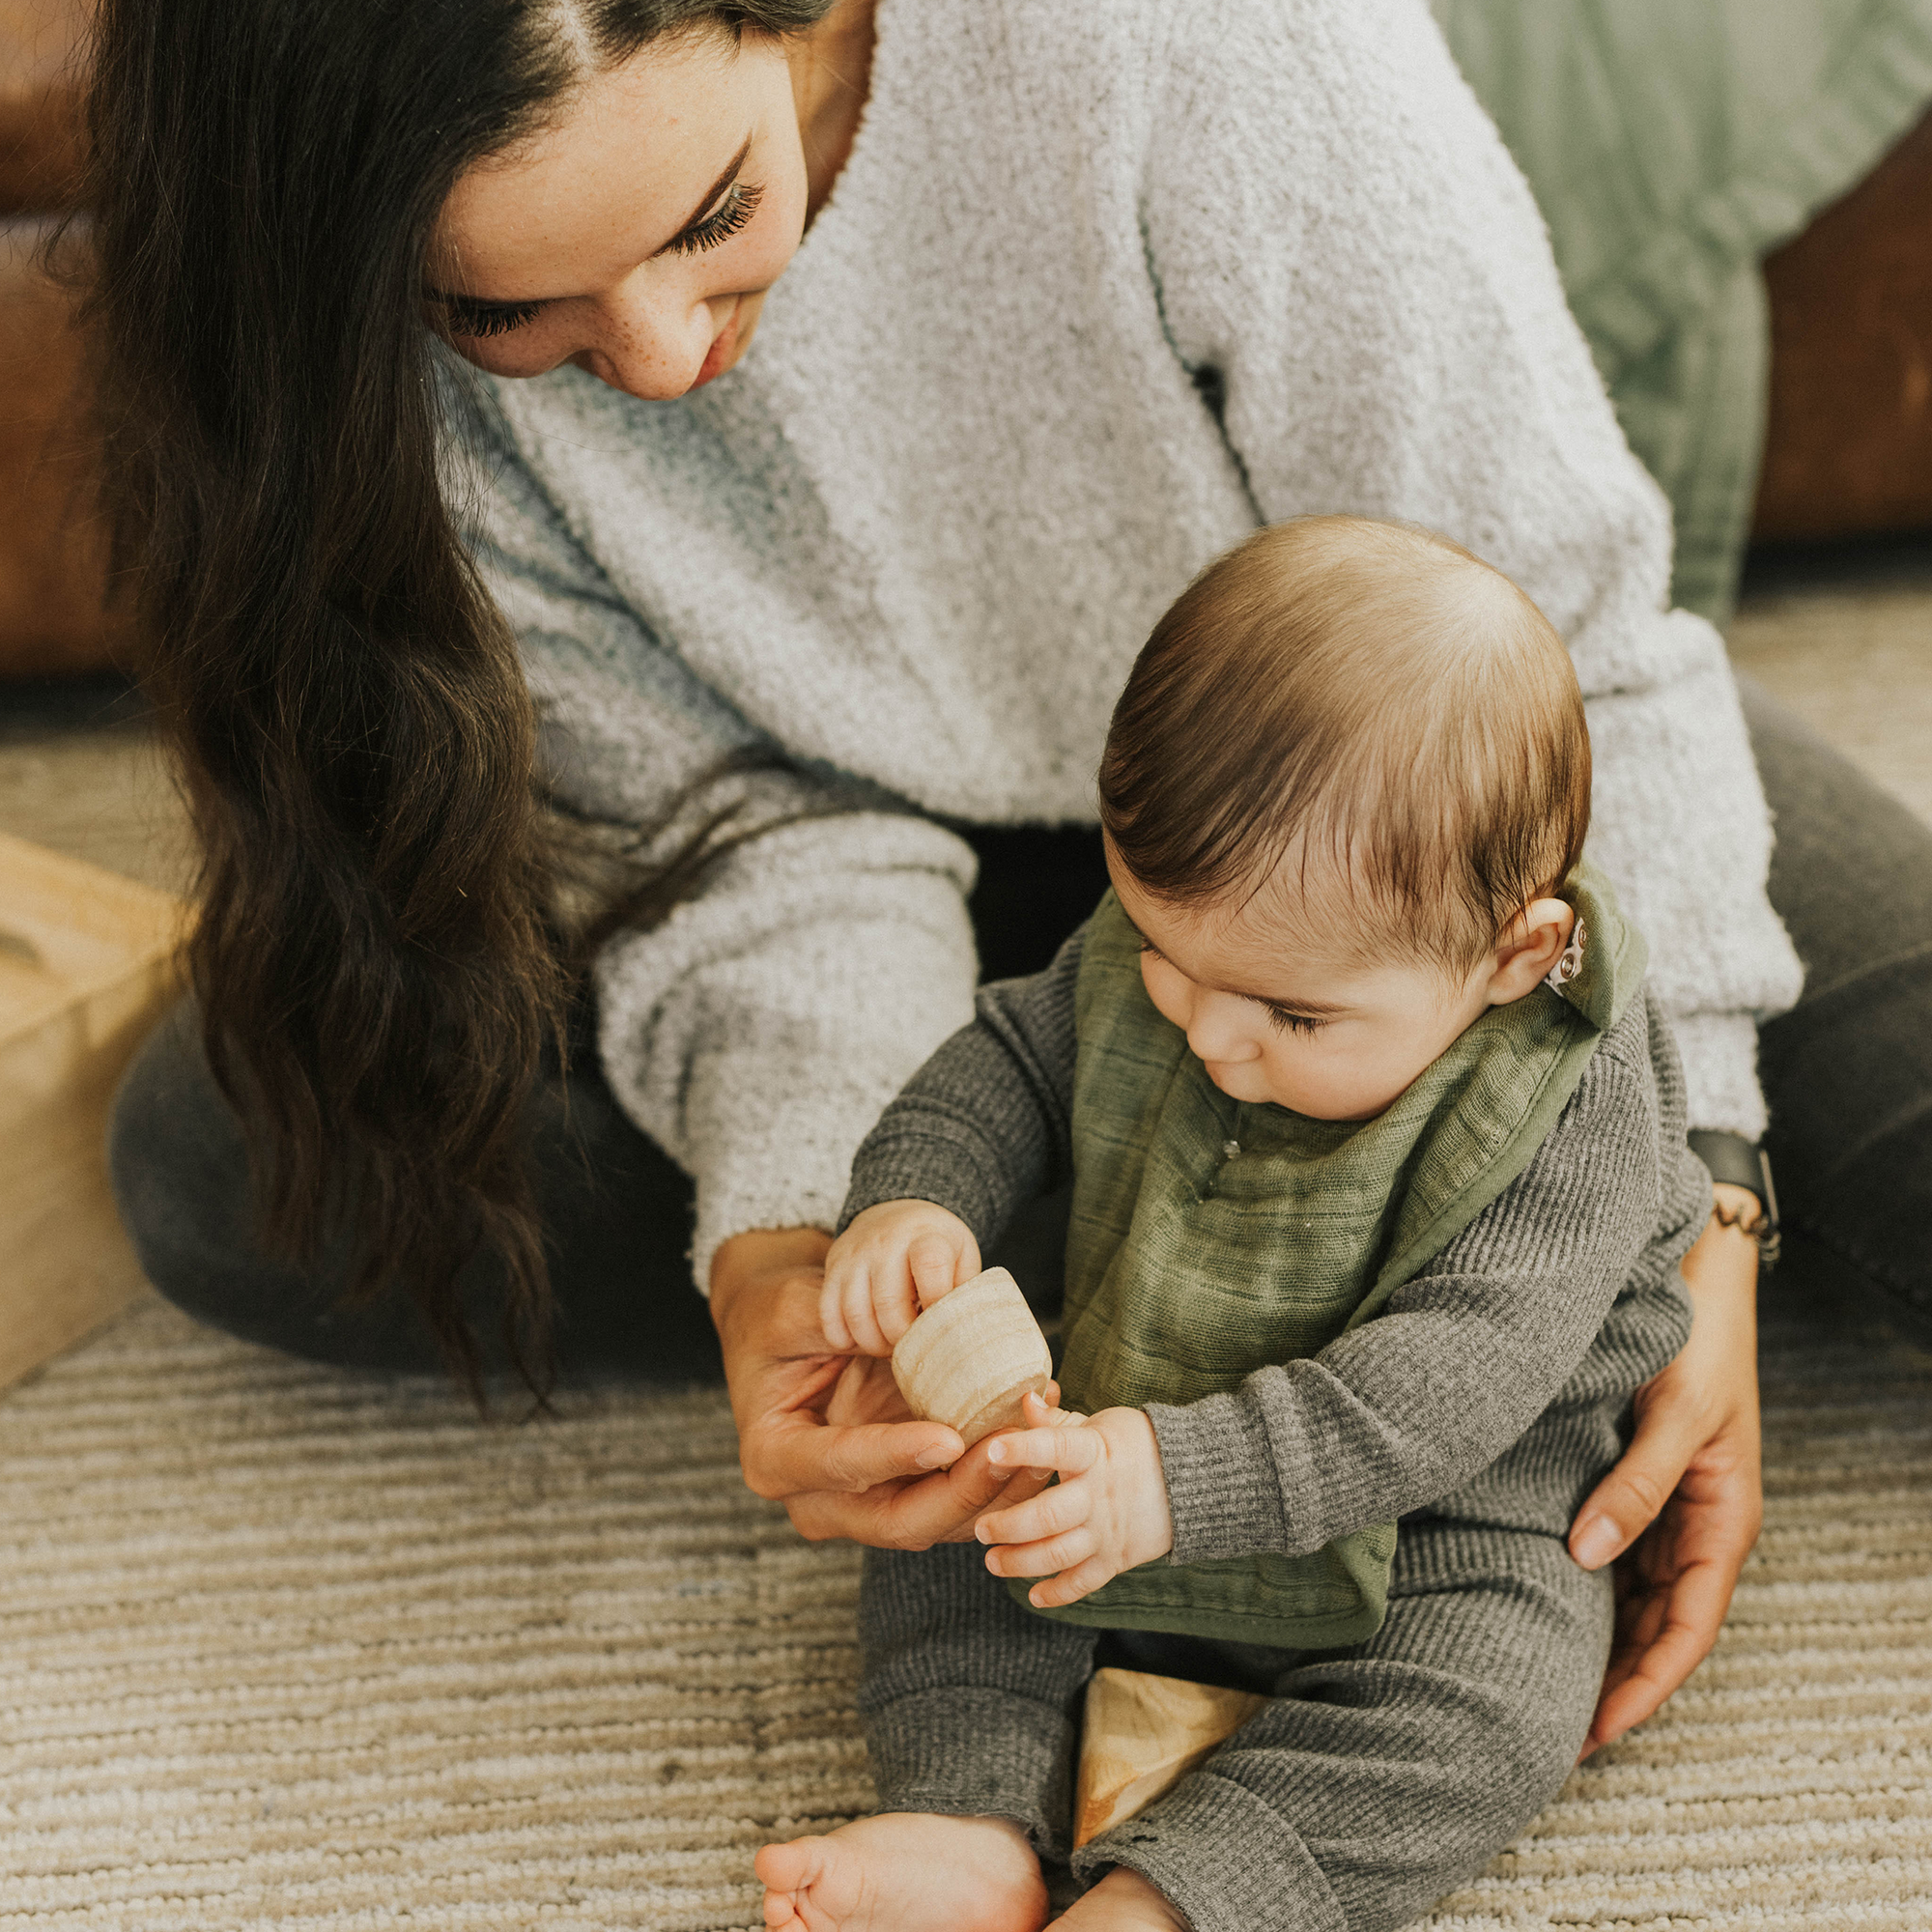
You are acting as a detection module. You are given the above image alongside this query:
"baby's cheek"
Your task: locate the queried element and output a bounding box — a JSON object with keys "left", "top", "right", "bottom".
{"left": 1139, "top": 955, "right": 1191, "bottom": 1029}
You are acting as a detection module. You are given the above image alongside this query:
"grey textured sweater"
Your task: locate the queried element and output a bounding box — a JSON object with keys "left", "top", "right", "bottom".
{"left": 841, "top": 929, "right": 1710, "bottom": 1563}
{"left": 447, "top": 0, "right": 1801, "bottom": 1287}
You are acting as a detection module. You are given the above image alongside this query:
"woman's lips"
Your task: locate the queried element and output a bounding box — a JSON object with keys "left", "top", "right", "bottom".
{"left": 691, "top": 303, "right": 741, "bottom": 388}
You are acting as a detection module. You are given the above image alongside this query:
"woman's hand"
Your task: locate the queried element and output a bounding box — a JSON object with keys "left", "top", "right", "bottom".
{"left": 1568, "top": 1185, "right": 1763, "bottom": 1754}
{"left": 709, "top": 1226, "right": 1052, "bottom": 1548}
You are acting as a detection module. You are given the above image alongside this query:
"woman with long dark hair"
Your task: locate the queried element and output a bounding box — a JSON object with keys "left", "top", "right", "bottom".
{"left": 95, "top": 0, "right": 1931, "bottom": 1918}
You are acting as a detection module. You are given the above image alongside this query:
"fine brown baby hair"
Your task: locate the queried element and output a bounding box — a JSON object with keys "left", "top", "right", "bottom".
{"left": 1098, "top": 515, "right": 1592, "bottom": 972}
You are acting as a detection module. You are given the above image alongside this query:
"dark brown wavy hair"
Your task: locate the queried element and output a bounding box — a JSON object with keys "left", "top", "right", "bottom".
{"left": 80, "top": 0, "right": 830, "bottom": 1398}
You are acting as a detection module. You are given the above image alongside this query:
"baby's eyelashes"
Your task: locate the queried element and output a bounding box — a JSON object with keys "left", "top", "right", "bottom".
{"left": 1261, "top": 1002, "right": 1324, "bottom": 1036}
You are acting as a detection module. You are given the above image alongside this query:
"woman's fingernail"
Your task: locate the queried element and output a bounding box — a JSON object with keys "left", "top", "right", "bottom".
{"left": 916, "top": 1446, "right": 952, "bottom": 1469}
{"left": 986, "top": 1442, "right": 1006, "bottom": 1463}
{"left": 1572, "top": 1518, "right": 1622, "bottom": 1570}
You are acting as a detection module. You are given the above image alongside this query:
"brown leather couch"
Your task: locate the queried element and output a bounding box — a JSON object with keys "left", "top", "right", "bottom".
{"left": 2, "top": 0, "right": 113, "bottom": 677}
{"left": 1, "top": 5, "right": 1928, "bottom": 678}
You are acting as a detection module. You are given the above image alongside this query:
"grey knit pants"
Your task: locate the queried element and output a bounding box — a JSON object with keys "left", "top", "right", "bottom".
{"left": 861, "top": 1519, "right": 1607, "bottom": 1932}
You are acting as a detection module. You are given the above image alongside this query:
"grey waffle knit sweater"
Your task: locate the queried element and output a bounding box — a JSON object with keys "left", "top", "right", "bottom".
{"left": 446, "top": 0, "right": 1801, "bottom": 1288}
{"left": 840, "top": 928, "right": 1710, "bottom": 1562}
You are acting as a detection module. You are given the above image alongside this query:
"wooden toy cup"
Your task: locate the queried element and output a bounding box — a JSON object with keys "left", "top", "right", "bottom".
{"left": 890, "top": 1265, "right": 1053, "bottom": 1447}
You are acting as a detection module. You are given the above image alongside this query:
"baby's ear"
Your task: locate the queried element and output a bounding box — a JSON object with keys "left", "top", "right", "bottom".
{"left": 1484, "top": 897, "right": 1575, "bottom": 1006}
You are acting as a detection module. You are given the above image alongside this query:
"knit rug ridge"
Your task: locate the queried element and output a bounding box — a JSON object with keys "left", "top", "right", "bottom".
{"left": 1, "top": 1279, "right": 1926, "bottom": 1929}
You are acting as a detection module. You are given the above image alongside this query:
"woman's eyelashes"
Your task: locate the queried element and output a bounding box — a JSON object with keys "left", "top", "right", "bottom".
{"left": 441, "top": 298, "right": 545, "bottom": 340}
{"left": 666, "top": 179, "right": 764, "bottom": 257}
{"left": 437, "top": 180, "right": 766, "bottom": 339}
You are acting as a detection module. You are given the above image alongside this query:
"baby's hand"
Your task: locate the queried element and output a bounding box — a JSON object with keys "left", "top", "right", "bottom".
{"left": 820, "top": 1200, "right": 982, "bottom": 1356}
{"left": 977, "top": 1394, "right": 1175, "bottom": 1607}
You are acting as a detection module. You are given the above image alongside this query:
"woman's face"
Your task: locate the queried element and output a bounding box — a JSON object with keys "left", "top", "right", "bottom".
{"left": 431, "top": 31, "right": 808, "bottom": 401}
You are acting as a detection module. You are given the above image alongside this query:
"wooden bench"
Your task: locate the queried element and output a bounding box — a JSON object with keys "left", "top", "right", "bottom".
{"left": 0, "top": 831, "right": 185, "bottom": 1389}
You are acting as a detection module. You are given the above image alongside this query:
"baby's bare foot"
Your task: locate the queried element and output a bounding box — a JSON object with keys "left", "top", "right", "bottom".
{"left": 755, "top": 1810, "right": 1049, "bottom": 1932}
{"left": 1052, "top": 1866, "right": 1187, "bottom": 1930}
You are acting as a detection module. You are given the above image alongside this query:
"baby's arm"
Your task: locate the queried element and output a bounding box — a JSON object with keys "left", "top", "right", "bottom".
{"left": 822, "top": 924, "right": 1087, "bottom": 1355}
{"left": 1154, "top": 1006, "right": 1706, "bottom": 1566}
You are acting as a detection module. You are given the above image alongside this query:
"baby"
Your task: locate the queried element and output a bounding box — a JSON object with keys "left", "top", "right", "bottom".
{"left": 757, "top": 517, "right": 1710, "bottom": 1932}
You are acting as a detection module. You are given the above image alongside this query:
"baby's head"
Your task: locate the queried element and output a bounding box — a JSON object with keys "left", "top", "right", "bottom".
{"left": 1098, "top": 515, "right": 1591, "bottom": 1121}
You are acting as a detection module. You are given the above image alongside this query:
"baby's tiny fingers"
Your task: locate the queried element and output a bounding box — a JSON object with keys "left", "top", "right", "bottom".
{"left": 907, "top": 1232, "right": 964, "bottom": 1308}
{"left": 843, "top": 1273, "right": 893, "bottom": 1359}
{"left": 1027, "top": 1554, "right": 1118, "bottom": 1610}
{"left": 977, "top": 1482, "right": 1084, "bottom": 1548}
{"left": 984, "top": 1525, "right": 1095, "bottom": 1580}
{"left": 876, "top": 1276, "right": 922, "bottom": 1348}
{"left": 819, "top": 1275, "right": 855, "bottom": 1353}
{"left": 985, "top": 1426, "right": 1099, "bottom": 1473}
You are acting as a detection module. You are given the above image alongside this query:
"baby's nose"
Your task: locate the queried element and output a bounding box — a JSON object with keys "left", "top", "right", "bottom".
{"left": 1187, "top": 1004, "right": 1261, "bottom": 1063}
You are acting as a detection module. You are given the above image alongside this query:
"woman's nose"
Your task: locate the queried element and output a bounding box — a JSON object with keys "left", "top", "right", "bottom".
{"left": 584, "top": 278, "right": 719, "bottom": 401}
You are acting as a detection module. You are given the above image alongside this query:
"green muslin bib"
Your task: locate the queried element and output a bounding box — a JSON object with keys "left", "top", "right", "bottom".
{"left": 1017, "top": 865, "right": 1644, "bottom": 1649}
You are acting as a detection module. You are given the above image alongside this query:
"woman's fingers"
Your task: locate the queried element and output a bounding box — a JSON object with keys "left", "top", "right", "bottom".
{"left": 712, "top": 1231, "right": 1063, "bottom": 1551}
{"left": 797, "top": 1431, "right": 1054, "bottom": 1548}
{"left": 1581, "top": 1535, "right": 1743, "bottom": 1753}
{"left": 782, "top": 1415, "right": 965, "bottom": 1497}
{"left": 1579, "top": 1447, "right": 1762, "bottom": 1753}
{"left": 1569, "top": 1392, "right": 1710, "bottom": 1570}
{"left": 1572, "top": 1215, "right": 1763, "bottom": 1753}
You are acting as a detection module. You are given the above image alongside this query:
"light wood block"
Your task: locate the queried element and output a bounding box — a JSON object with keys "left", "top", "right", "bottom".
{"left": 891, "top": 1265, "right": 1053, "bottom": 1447}
{"left": 0, "top": 830, "right": 185, "bottom": 1389}
{"left": 1074, "top": 1667, "right": 1266, "bottom": 1848}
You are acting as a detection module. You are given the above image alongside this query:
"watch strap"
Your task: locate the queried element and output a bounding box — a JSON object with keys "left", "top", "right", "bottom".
{"left": 1687, "top": 1129, "right": 1781, "bottom": 1268}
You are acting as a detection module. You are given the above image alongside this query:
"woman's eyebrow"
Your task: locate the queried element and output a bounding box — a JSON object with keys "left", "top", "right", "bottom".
{"left": 651, "top": 133, "right": 754, "bottom": 256}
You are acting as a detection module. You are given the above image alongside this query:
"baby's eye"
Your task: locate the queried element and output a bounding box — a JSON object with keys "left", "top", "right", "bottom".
{"left": 1264, "top": 1004, "right": 1322, "bottom": 1037}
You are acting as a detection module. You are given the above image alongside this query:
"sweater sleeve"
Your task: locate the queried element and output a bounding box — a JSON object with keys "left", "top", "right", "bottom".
{"left": 444, "top": 374, "right": 982, "bottom": 1291}
{"left": 838, "top": 927, "right": 1086, "bottom": 1248}
{"left": 1140, "top": 0, "right": 1803, "bottom": 1134}
{"left": 1147, "top": 998, "right": 1705, "bottom": 1562}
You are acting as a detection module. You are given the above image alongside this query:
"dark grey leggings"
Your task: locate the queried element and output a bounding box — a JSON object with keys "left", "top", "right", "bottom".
{"left": 861, "top": 1520, "right": 1610, "bottom": 1932}
{"left": 106, "top": 681, "right": 1932, "bottom": 1372}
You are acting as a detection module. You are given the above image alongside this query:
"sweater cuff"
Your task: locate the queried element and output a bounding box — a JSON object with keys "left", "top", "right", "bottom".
{"left": 838, "top": 1117, "right": 1015, "bottom": 1243}
{"left": 690, "top": 1165, "right": 844, "bottom": 1299}
{"left": 1670, "top": 1008, "right": 1768, "bottom": 1138}
{"left": 1147, "top": 1393, "right": 1292, "bottom": 1566}
{"left": 1074, "top": 1769, "right": 1345, "bottom": 1932}
{"left": 865, "top": 1685, "right": 1079, "bottom": 1862}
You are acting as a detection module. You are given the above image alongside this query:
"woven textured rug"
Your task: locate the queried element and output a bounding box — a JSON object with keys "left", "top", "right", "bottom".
{"left": 2, "top": 1278, "right": 1927, "bottom": 1930}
